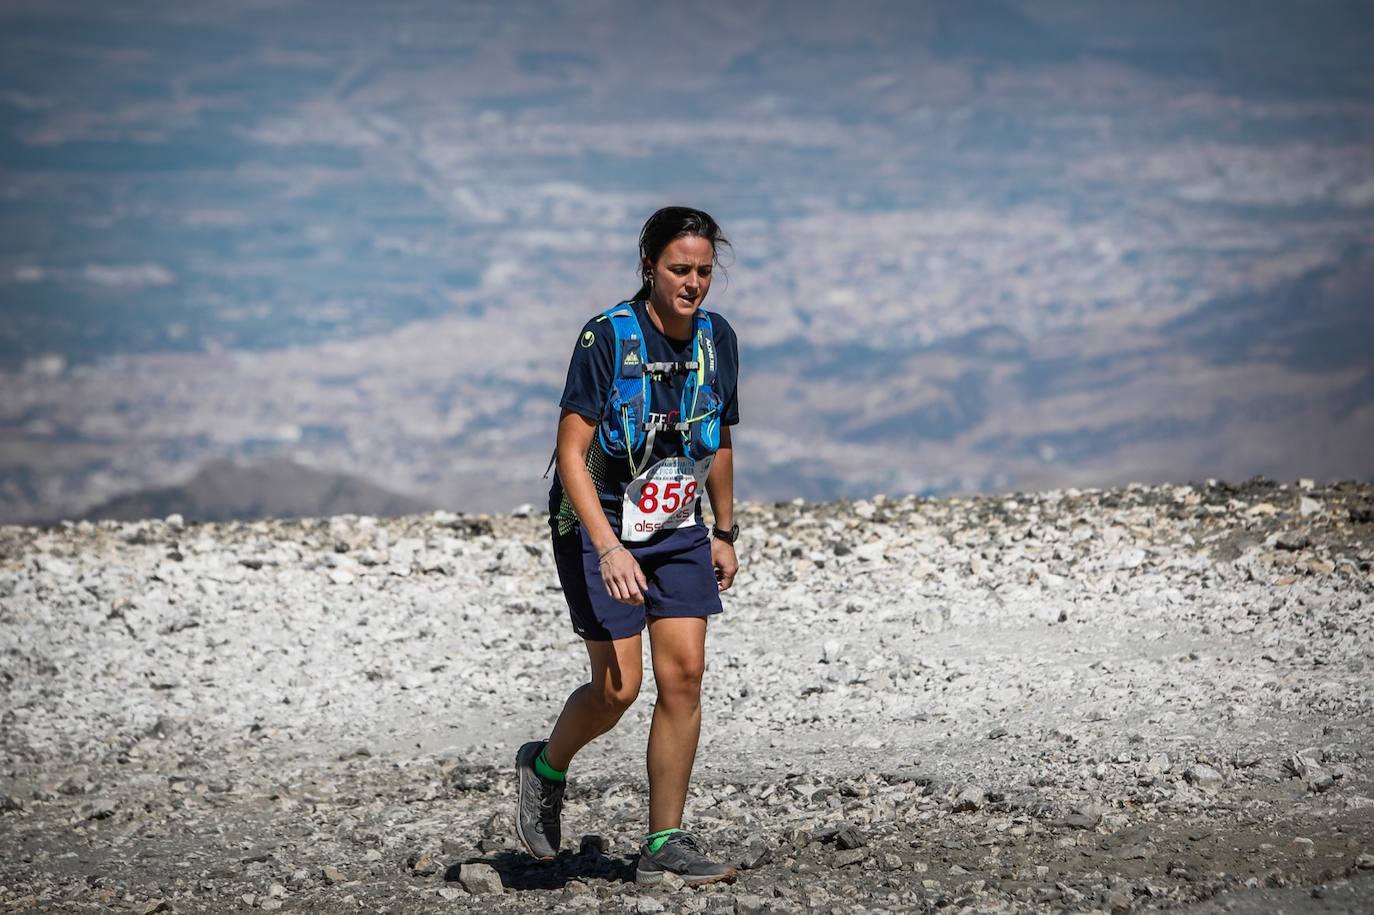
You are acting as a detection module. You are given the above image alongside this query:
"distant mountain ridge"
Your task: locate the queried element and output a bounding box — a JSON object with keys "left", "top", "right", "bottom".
{"left": 78, "top": 459, "right": 432, "bottom": 523}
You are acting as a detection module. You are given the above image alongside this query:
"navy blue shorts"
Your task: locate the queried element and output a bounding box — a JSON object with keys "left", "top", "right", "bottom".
{"left": 552, "top": 523, "right": 723, "bottom": 641}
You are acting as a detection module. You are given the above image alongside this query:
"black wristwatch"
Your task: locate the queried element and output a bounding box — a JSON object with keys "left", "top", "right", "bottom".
{"left": 711, "top": 523, "right": 740, "bottom": 544}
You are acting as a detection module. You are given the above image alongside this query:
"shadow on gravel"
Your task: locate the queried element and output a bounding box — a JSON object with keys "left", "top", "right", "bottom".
{"left": 447, "top": 850, "right": 635, "bottom": 891}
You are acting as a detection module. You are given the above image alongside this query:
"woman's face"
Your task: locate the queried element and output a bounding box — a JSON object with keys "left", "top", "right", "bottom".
{"left": 644, "top": 234, "right": 714, "bottom": 322}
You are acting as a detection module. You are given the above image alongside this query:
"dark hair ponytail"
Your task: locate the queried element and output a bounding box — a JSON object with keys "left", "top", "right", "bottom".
{"left": 632, "top": 206, "right": 731, "bottom": 301}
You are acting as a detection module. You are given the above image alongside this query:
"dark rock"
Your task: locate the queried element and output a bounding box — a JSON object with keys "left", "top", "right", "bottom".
{"left": 145, "top": 716, "right": 180, "bottom": 740}
{"left": 1274, "top": 532, "right": 1310, "bottom": 551}
{"left": 739, "top": 838, "right": 771, "bottom": 869}
{"left": 446, "top": 763, "right": 494, "bottom": 792}
{"left": 834, "top": 827, "right": 866, "bottom": 850}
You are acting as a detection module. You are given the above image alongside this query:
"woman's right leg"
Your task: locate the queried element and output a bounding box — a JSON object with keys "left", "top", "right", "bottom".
{"left": 542, "top": 633, "right": 643, "bottom": 771}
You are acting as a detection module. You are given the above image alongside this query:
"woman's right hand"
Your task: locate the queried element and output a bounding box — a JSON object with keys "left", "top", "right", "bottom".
{"left": 554, "top": 411, "right": 648, "bottom": 605}
{"left": 599, "top": 545, "right": 648, "bottom": 605}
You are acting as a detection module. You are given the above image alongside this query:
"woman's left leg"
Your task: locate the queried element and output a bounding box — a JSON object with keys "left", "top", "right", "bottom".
{"left": 644, "top": 614, "right": 708, "bottom": 832}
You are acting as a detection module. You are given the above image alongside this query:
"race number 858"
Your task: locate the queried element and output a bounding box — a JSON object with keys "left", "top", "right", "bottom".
{"left": 638, "top": 480, "right": 698, "bottom": 514}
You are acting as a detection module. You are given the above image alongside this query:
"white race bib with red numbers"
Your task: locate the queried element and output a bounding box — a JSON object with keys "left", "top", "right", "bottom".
{"left": 620, "top": 455, "right": 714, "bottom": 542}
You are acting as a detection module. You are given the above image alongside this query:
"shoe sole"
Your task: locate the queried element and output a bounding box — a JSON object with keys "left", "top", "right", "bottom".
{"left": 635, "top": 866, "right": 738, "bottom": 887}
{"left": 514, "top": 741, "right": 556, "bottom": 861}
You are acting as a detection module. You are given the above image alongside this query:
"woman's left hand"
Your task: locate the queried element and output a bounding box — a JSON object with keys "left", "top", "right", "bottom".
{"left": 711, "top": 537, "right": 738, "bottom": 592}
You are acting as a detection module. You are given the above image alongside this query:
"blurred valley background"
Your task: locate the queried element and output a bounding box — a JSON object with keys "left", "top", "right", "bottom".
{"left": 1, "top": 0, "right": 1372, "bottom": 522}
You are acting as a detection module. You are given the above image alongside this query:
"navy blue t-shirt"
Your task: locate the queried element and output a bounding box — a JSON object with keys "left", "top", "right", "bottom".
{"left": 549, "top": 299, "right": 739, "bottom": 535}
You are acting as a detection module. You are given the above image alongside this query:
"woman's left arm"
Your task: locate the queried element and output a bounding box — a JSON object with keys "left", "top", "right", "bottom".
{"left": 705, "top": 425, "right": 738, "bottom": 592}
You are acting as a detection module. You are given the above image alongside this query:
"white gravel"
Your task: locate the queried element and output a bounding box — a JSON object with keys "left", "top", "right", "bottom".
{"left": 1, "top": 479, "right": 1371, "bottom": 912}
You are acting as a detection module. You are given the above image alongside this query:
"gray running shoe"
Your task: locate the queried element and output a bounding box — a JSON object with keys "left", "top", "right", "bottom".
{"left": 635, "top": 831, "right": 738, "bottom": 887}
{"left": 515, "top": 740, "right": 565, "bottom": 860}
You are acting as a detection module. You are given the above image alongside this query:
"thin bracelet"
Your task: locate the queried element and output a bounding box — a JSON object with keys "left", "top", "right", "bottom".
{"left": 597, "top": 544, "right": 625, "bottom": 564}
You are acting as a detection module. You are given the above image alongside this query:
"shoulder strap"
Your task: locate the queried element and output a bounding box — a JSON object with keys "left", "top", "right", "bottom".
{"left": 674, "top": 309, "right": 722, "bottom": 460}
{"left": 693, "top": 309, "right": 717, "bottom": 389}
{"left": 681, "top": 309, "right": 716, "bottom": 422}
{"left": 594, "top": 303, "right": 653, "bottom": 469}
{"left": 602, "top": 302, "right": 648, "bottom": 404}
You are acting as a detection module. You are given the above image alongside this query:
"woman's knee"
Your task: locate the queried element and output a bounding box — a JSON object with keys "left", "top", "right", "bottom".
{"left": 587, "top": 637, "right": 642, "bottom": 713}
{"left": 595, "top": 673, "right": 641, "bottom": 713}
{"left": 589, "top": 657, "right": 641, "bottom": 712}
{"left": 656, "top": 660, "right": 704, "bottom": 707}
{"left": 647, "top": 616, "right": 707, "bottom": 708}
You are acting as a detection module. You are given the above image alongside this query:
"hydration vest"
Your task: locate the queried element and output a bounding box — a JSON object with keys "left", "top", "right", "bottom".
{"left": 595, "top": 301, "right": 722, "bottom": 476}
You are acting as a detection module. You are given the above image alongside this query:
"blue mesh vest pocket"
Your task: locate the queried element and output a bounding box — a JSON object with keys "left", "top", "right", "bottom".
{"left": 686, "top": 388, "right": 722, "bottom": 460}
{"left": 599, "top": 395, "right": 633, "bottom": 457}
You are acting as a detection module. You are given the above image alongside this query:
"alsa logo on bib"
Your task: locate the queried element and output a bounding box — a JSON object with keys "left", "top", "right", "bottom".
{"left": 633, "top": 517, "right": 680, "bottom": 534}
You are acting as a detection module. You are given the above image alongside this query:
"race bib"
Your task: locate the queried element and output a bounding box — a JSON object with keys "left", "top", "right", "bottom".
{"left": 621, "top": 455, "right": 714, "bottom": 542}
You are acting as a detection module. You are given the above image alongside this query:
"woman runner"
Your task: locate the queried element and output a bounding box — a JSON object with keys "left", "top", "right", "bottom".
{"left": 516, "top": 206, "right": 742, "bottom": 886}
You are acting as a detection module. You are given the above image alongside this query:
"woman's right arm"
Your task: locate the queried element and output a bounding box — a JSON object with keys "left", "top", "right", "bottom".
{"left": 556, "top": 409, "right": 647, "bottom": 605}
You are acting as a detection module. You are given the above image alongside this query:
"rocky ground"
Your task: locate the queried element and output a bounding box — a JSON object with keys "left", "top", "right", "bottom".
{"left": 1, "top": 477, "right": 1372, "bottom": 913}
